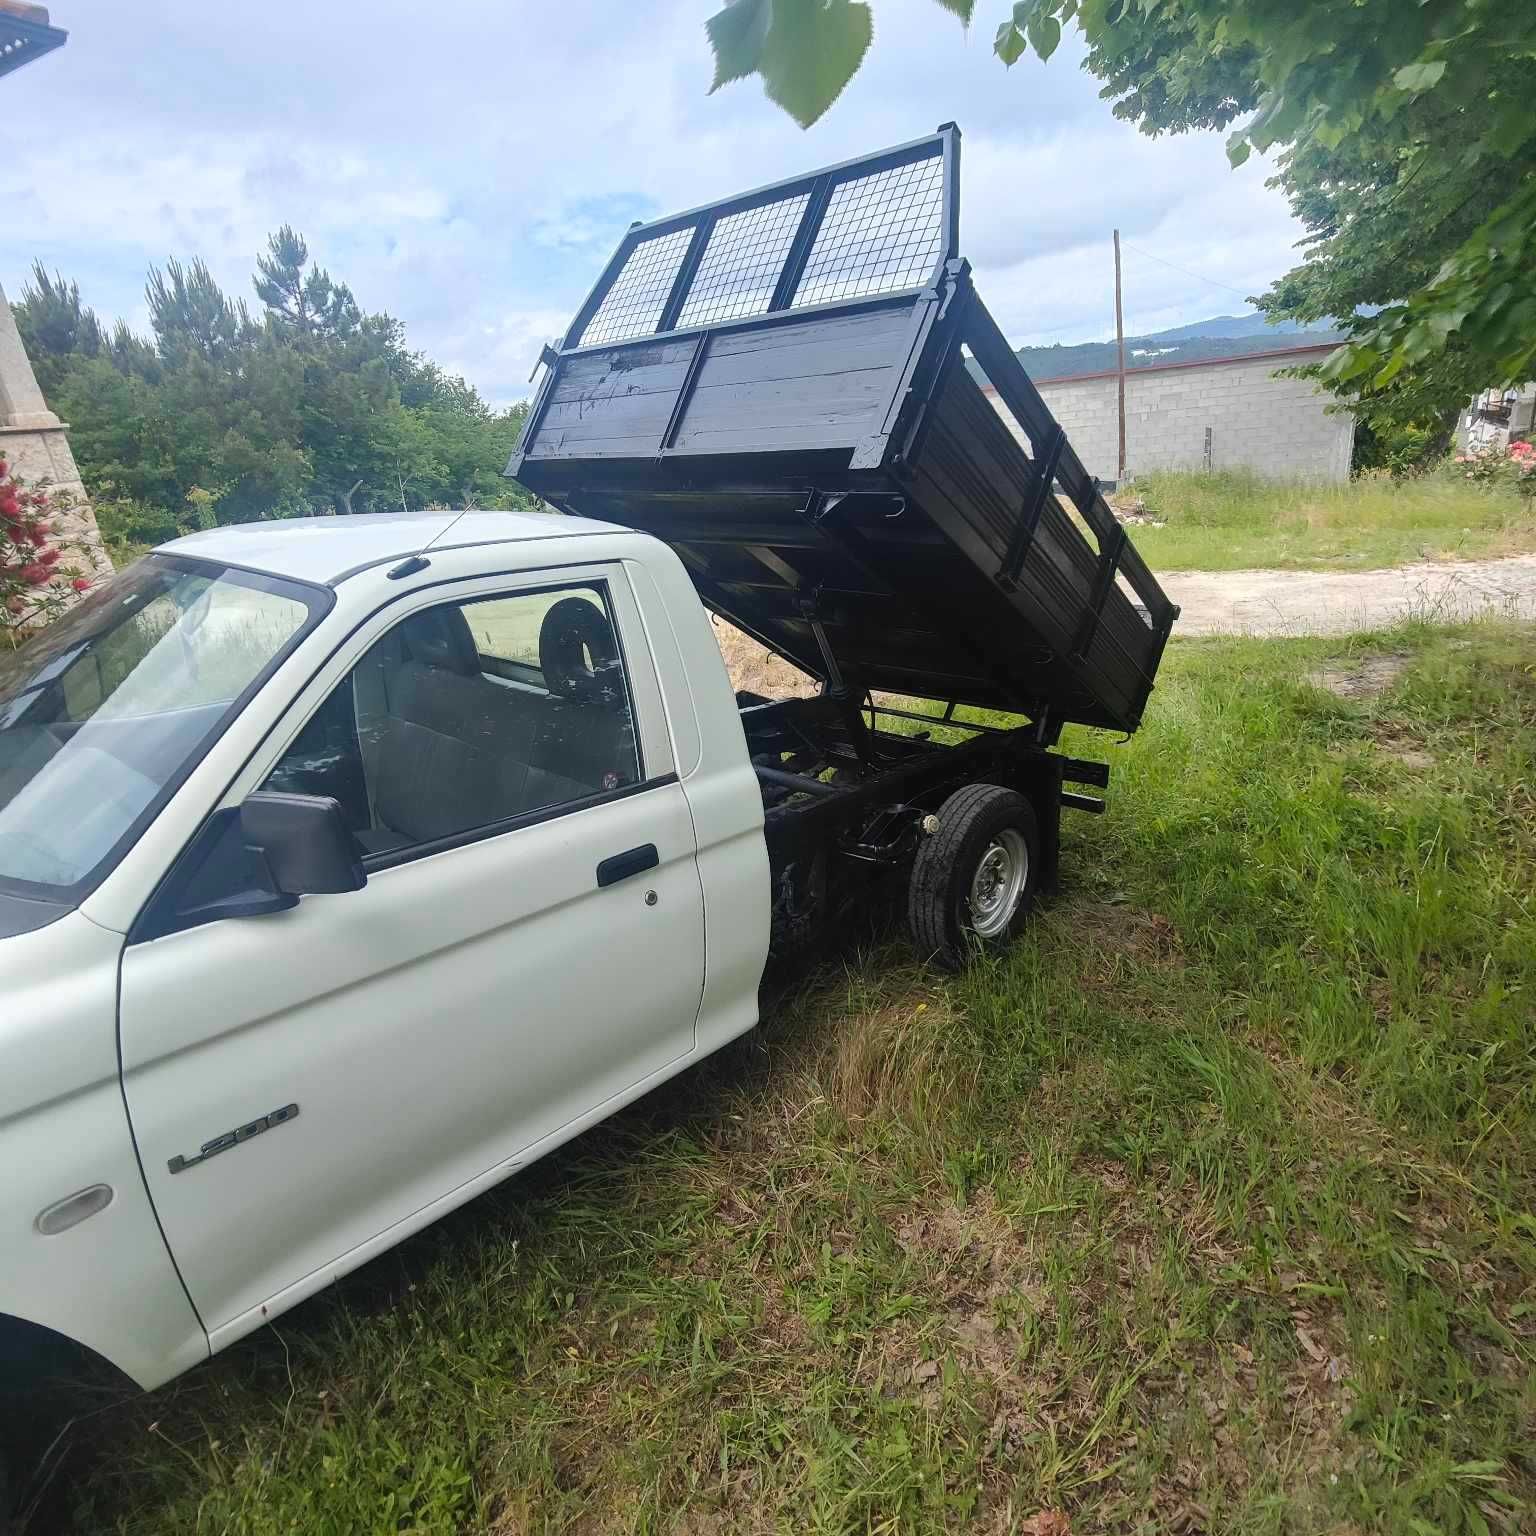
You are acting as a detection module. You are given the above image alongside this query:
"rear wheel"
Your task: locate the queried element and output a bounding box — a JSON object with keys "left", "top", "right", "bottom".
{"left": 908, "top": 783, "right": 1039, "bottom": 970}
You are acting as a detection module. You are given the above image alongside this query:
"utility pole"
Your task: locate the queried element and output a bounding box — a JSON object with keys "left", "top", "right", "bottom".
{"left": 1113, "top": 228, "right": 1127, "bottom": 483}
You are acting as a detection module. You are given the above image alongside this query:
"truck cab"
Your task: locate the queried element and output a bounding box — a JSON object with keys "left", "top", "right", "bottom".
{"left": 0, "top": 512, "right": 768, "bottom": 1402}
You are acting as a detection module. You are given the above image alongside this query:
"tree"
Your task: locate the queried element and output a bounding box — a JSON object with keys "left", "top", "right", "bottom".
{"left": 11, "top": 229, "right": 538, "bottom": 541}
{"left": 254, "top": 225, "right": 363, "bottom": 342}
{"left": 704, "top": 0, "right": 1536, "bottom": 407}
{"left": 13, "top": 263, "right": 104, "bottom": 396}
{"left": 146, "top": 256, "right": 255, "bottom": 367}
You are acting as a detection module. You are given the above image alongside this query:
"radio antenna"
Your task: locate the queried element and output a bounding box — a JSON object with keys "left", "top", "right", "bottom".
{"left": 385, "top": 506, "right": 471, "bottom": 581}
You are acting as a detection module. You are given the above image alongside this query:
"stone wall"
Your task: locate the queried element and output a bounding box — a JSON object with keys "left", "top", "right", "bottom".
{"left": 0, "top": 279, "right": 115, "bottom": 587}
{"left": 985, "top": 345, "right": 1356, "bottom": 484}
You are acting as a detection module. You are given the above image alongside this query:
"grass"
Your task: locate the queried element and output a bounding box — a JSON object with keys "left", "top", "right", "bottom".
{"left": 54, "top": 622, "right": 1536, "bottom": 1535}
{"left": 1121, "top": 470, "right": 1536, "bottom": 572}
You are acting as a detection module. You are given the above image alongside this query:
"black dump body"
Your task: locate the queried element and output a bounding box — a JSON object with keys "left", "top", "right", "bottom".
{"left": 509, "top": 126, "right": 1178, "bottom": 735}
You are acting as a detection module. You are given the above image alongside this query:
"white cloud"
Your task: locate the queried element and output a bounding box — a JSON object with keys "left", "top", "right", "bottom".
{"left": 2, "top": 0, "right": 1307, "bottom": 402}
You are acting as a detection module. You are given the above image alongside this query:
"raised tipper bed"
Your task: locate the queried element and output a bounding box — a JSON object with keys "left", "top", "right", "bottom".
{"left": 509, "top": 124, "right": 1178, "bottom": 735}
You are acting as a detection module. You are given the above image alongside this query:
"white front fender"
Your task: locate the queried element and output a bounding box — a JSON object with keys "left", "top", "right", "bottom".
{"left": 0, "top": 911, "right": 205, "bottom": 1391}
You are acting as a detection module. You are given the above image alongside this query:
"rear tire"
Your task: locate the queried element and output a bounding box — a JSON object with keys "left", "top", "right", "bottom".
{"left": 908, "top": 783, "right": 1039, "bottom": 970}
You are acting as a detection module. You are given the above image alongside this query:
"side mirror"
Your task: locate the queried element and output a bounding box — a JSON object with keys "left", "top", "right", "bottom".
{"left": 241, "top": 791, "right": 365, "bottom": 897}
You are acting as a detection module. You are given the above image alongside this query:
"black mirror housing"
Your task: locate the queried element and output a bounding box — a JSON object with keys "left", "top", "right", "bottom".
{"left": 241, "top": 791, "right": 365, "bottom": 897}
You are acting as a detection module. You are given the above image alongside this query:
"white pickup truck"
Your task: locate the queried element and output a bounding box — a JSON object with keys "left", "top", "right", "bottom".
{"left": 0, "top": 130, "right": 1175, "bottom": 1503}
{"left": 1, "top": 512, "right": 777, "bottom": 1421}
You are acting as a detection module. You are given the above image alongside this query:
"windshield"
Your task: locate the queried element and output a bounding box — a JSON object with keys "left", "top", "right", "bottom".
{"left": 0, "top": 555, "right": 328, "bottom": 903}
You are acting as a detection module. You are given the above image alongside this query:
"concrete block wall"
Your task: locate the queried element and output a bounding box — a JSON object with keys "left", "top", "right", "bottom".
{"left": 985, "top": 347, "right": 1355, "bottom": 483}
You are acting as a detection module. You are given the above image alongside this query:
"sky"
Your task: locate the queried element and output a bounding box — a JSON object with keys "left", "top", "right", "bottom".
{"left": 4, "top": 0, "right": 1311, "bottom": 407}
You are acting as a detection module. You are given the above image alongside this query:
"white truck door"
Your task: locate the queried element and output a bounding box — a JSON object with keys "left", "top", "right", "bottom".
{"left": 119, "top": 566, "right": 704, "bottom": 1345}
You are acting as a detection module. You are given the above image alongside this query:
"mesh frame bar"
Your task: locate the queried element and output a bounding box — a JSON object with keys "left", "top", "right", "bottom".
{"left": 675, "top": 193, "right": 810, "bottom": 329}
{"left": 578, "top": 227, "right": 696, "bottom": 347}
{"left": 566, "top": 129, "right": 958, "bottom": 351}
{"left": 792, "top": 155, "right": 945, "bottom": 309}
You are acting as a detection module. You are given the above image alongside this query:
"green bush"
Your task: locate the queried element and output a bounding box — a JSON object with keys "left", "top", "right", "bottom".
{"left": 1444, "top": 440, "right": 1536, "bottom": 499}
{"left": 1351, "top": 417, "right": 1443, "bottom": 476}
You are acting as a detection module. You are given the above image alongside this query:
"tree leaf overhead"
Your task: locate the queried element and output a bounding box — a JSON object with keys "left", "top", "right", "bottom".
{"left": 701, "top": 0, "right": 1536, "bottom": 444}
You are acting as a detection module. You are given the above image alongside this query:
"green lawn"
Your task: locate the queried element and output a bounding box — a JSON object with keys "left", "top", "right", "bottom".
{"left": 65, "top": 623, "right": 1536, "bottom": 1535}
{"left": 1122, "top": 470, "right": 1536, "bottom": 572}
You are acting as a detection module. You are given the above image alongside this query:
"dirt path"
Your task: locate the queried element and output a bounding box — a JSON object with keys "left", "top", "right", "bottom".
{"left": 712, "top": 554, "right": 1536, "bottom": 692}
{"left": 1165, "top": 553, "right": 1536, "bottom": 637}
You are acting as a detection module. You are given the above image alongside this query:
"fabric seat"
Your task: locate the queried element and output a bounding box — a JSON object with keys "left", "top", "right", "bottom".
{"left": 357, "top": 608, "right": 540, "bottom": 848}
{"left": 342, "top": 596, "right": 639, "bottom": 854}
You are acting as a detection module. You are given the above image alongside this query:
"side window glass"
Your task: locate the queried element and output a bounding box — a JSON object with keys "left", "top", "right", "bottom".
{"left": 260, "top": 582, "right": 640, "bottom": 859}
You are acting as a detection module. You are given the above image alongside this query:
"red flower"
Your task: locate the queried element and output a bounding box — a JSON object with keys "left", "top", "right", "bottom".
{"left": 20, "top": 562, "right": 52, "bottom": 586}
{"left": 71, "top": 576, "right": 92, "bottom": 593}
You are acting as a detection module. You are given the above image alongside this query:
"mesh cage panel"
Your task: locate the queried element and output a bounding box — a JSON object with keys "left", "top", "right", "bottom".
{"left": 675, "top": 194, "right": 810, "bottom": 329}
{"left": 794, "top": 155, "right": 944, "bottom": 308}
{"left": 567, "top": 138, "right": 953, "bottom": 349}
{"left": 578, "top": 227, "right": 695, "bottom": 346}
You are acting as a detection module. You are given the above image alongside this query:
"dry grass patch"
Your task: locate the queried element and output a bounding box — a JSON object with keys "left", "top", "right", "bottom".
{"left": 809, "top": 992, "right": 973, "bottom": 1129}
{"left": 711, "top": 616, "right": 817, "bottom": 698}
{"left": 1305, "top": 654, "right": 1411, "bottom": 699}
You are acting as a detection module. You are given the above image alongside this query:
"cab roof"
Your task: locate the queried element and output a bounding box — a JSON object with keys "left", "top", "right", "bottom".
{"left": 159, "top": 510, "right": 631, "bottom": 587}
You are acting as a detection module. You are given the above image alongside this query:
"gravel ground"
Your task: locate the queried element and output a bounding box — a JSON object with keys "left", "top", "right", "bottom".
{"left": 711, "top": 554, "right": 1536, "bottom": 694}
{"left": 1163, "top": 553, "right": 1536, "bottom": 636}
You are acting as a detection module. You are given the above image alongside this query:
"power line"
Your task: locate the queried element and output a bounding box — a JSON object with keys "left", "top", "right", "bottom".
{"left": 1119, "top": 240, "right": 1260, "bottom": 300}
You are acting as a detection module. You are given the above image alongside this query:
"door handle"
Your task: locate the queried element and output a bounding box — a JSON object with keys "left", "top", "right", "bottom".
{"left": 596, "top": 843, "right": 658, "bottom": 889}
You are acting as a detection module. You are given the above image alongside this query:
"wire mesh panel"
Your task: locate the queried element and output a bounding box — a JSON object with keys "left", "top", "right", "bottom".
{"left": 793, "top": 154, "right": 945, "bottom": 308}
{"left": 563, "top": 133, "right": 955, "bottom": 351}
{"left": 675, "top": 193, "right": 810, "bottom": 329}
{"left": 577, "top": 227, "right": 696, "bottom": 347}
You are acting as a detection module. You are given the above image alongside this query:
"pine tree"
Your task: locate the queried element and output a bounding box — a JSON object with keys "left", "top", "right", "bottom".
{"left": 254, "top": 226, "right": 361, "bottom": 342}
{"left": 145, "top": 257, "right": 253, "bottom": 367}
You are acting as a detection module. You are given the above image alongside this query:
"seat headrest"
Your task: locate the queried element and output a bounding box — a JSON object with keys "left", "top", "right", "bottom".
{"left": 538, "top": 596, "right": 622, "bottom": 705}
{"left": 398, "top": 606, "right": 480, "bottom": 676}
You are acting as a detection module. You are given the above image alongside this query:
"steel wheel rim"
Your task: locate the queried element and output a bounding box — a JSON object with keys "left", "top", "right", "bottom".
{"left": 967, "top": 827, "right": 1027, "bottom": 938}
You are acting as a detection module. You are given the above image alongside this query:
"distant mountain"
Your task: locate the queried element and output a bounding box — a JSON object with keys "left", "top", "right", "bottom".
{"left": 1145, "top": 313, "right": 1318, "bottom": 343}
{"left": 968, "top": 314, "right": 1346, "bottom": 385}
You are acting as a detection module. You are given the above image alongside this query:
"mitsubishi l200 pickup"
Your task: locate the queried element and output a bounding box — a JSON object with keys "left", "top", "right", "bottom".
{"left": 0, "top": 127, "right": 1175, "bottom": 1503}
